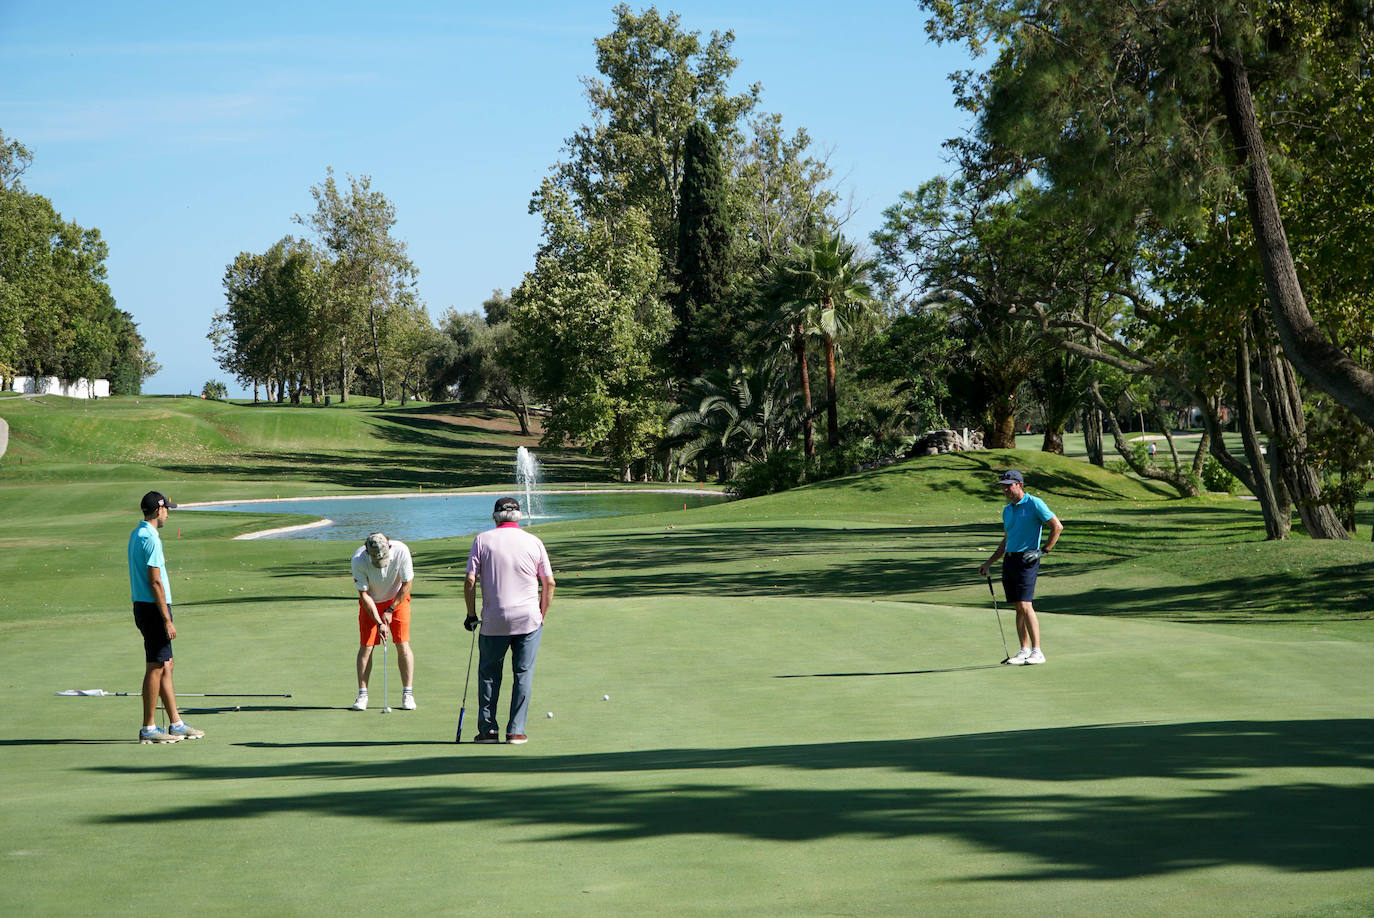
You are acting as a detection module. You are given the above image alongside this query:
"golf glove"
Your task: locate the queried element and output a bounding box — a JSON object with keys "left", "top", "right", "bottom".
{"left": 464, "top": 615, "right": 482, "bottom": 632}
{"left": 1023, "top": 549, "right": 1043, "bottom": 565}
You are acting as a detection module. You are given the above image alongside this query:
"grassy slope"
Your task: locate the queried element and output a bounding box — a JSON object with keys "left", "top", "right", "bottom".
{"left": 0, "top": 398, "right": 1371, "bottom": 917}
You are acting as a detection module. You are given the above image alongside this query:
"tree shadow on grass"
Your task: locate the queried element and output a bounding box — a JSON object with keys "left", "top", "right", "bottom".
{"left": 89, "top": 719, "right": 1374, "bottom": 879}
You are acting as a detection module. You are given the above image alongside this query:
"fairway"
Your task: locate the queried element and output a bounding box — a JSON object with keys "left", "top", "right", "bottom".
{"left": 1, "top": 399, "right": 1372, "bottom": 917}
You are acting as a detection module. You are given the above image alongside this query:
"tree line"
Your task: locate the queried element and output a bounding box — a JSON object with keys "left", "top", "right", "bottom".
{"left": 208, "top": 4, "right": 1373, "bottom": 539}
{"left": 0, "top": 130, "right": 159, "bottom": 394}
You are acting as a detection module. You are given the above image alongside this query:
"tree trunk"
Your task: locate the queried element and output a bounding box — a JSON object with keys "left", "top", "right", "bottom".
{"left": 824, "top": 333, "right": 839, "bottom": 449}
{"left": 338, "top": 336, "right": 349, "bottom": 404}
{"left": 1254, "top": 333, "right": 1349, "bottom": 539}
{"left": 987, "top": 397, "right": 1017, "bottom": 449}
{"left": 1218, "top": 51, "right": 1374, "bottom": 429}
{"left": 368, "top": 303, "right": 387, "bottom": 405}
{"left": 1193, "top": 342, "right": 1289, "bottom": 539}
{"left": 794, "top": 325, "right": 814, "bottom": 458}
{"left": 1091, "top": 382, "right": 1200, "bottom": 497}
{"left": 1040, "top": 429, "right": 1064, "bottom": 453}
{"left": 1083, "top": 404, "right": 1104, "bottom": 466}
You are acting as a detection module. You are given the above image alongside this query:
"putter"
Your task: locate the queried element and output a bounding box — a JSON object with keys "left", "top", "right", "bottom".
{"left": 987, "top": 576, "right": 1011, "bottom": 663}
{"left": 380, "top": 627, "right": 392, "bottom": 714}
{"left": 455, "top": 618, "right": 480, "bottom": 743}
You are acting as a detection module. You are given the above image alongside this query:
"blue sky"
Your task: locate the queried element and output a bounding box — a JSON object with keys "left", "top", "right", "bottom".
{"left": 1, "top": 1, "right": 976, "bottom": 396}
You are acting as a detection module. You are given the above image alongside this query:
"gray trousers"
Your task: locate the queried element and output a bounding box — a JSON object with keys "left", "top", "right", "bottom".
{"left": 477, "top": 627, "right": 542, "bottom": 736}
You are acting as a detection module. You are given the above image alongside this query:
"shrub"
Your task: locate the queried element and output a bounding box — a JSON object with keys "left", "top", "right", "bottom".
{"left": 1201, "top": 455, "right": 1239, "bottom": 494}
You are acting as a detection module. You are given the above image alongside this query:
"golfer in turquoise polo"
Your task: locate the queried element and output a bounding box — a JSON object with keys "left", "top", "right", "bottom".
{"left": 979, "top": 470, "right": 1063, "bottom": 665}
{"left": 128, "top": 490, "right": 204, "bottom": 743}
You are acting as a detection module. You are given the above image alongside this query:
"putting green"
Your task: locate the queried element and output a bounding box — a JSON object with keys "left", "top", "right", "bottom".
{"left": 1, "top": 399, "right": 1371, "bottom": 916}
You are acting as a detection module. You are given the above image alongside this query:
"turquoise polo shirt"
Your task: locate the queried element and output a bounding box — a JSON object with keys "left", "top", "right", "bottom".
{"left": 1002, "top": 494, "right": 1056, "bottom": 553}
{"left": 128, "top": 520, "right": 172, "bottom": 605}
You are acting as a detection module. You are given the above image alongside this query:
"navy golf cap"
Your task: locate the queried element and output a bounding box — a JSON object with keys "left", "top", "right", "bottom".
{"left": 140, "top": 491, "right": 177, "bottom": 514}
{"left": 997, "top": 470, "right": 1024, "bottom": 485}
{"left": 494, "top": 497, "right": 520, "bottom": 514}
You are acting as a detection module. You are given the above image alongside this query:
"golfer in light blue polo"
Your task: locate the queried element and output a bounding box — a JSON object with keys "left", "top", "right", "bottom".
{"left": 978, "top": 470, "right": 1063, "bottom": 665}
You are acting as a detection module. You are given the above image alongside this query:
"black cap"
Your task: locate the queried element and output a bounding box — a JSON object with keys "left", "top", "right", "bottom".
{"left": 494, "top": 497, "right": 520, "bottom": 514}
{"left": 141, "top": 491, "right": 177, "bottom": 515}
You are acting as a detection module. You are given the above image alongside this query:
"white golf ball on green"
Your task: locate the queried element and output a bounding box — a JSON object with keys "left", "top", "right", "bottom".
{"left": 602, "top": 694, "right": 610, "bottom": 701}
{"left": 546, "top": 711, "right": 554, "bottom": 718}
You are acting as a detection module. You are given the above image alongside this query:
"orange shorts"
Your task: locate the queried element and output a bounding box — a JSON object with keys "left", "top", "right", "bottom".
{"left": 359, "top": 596, "right": 411, "bottom": 646}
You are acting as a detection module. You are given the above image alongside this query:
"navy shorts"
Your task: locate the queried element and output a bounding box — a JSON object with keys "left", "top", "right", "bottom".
{"left": 1001, "top": 553, "right": 1040, "bottom": 603}
{"left": 133, "top": 601, "right": 173, "bottom": 663}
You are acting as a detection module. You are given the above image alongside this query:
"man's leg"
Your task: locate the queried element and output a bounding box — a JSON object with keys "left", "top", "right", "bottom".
{"left": 476, "top": 635, "right": 508, "bottom": 736}
{"left": 356, "top": 644, "right": 374, "bottom": 689}
{"left": 506, "top": 627, "right": 543, "bottom": 737}
{"left": 396, "top": 642, "right": 414, "bottom": 686}
{"left": 142, "top": 662, "right": 163, "bottom": 727}
{"left": 158, "top": 657, "right": 182, "bottom": 724}
{"left": 1015, "top": 601, "right": 1042, "bottom": 648}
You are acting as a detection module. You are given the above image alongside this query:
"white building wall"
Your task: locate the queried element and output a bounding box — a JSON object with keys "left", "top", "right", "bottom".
{"left": 8, "top": 376, "right": 110, "bottom": 398}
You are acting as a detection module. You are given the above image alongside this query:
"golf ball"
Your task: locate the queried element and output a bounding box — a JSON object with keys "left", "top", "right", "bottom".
{"left": 546, "top": 711, "right": 554, "bottom": 718}
{"left": 602, "top": 695, "right": 610, "bottom": 701}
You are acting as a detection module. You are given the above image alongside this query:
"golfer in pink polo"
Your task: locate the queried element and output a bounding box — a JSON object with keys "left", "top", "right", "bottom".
{"left": 464, "top": 497, "right": 555, "bottom": 745}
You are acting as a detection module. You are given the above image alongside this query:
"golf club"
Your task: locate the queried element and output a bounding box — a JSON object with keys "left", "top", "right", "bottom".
{"left": 455, "top": 617, "right": 480, "bottom": 743}
{"left": 381, "top": 625, "right": 392, "bottom": 714}
{"left": 987, "top": 576, "right": 1010, "bottom": 663}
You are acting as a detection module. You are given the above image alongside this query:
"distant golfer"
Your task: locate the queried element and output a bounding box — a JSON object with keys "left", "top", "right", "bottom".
{"left": 464, "top": 497, "right": 555, "bottom": 745}
{"left": 979, "top": 470, "right": 1063, "bottom": 665}
{"left": 350, "top": 532, "right": 416, "bottom": 711}
{"left": 128, "top": 491, "right": 203, "bottom": 743}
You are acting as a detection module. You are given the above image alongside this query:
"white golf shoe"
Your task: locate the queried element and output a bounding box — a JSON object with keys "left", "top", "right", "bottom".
{"left": 350, "top": 691, "right": 368, "bottom": 711}
{"left": 1025, "top": 649, "right": 1046, "bottom": 665}
{"left": 401, "top": 693, "right": 416, "bottom": 711}
{"left": 1004, "top": 648, "right": 1032, "bottom": 666}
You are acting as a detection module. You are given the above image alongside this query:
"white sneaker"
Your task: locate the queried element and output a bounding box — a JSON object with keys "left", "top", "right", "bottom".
{"left": 1025, "top": 649, "right": 1046, "bottom": 665}
{"left": 401, "top": 693, "right": 416, "bottom": 711}
{"left": 1004, "top": 648, "right": 1031, "bottom": 666}
{"left": 350, "top": 692, "right": 368, "bottom": 711}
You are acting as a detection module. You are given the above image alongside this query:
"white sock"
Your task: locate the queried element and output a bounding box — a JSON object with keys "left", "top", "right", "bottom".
{"left": 403, "top": 687, "right": 413, "bottom": 694}
{"left": 171, "top": 720, "right": 185, "bottom": 729}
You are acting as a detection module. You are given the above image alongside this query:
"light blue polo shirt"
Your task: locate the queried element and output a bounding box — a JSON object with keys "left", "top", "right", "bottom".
{"left": 128, "top": 520, "right": 172, "bottom": 605}
{"left": 1002, "top": 494, "right": 1056, "bottom": 553}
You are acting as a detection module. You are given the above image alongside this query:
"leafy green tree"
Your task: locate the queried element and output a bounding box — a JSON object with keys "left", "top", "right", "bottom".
{"left": 920, "top": 0, "right": 1374, "bottom": 428}
{"left": 733, "top": 114, "right": 839, "bottom": 269}
{"left": 555, "top": 4, "right": 759, "bottom": 263}
{"left": 874, "top": 177, "right": 1055, "bottom": 448}
{"left": 510, "top": 182, "right": 670, "bottom": 478}
{"left": 296, "top": 168, "right": 417, "bottom": 404}
{"left": 385, "top": 302, "right": 442, "bottom": 406}
{"left": 674, "top": 121, "right": 735, "bottom": 378}
{"left": 107, "top": 310, "right": 159, "bottom": 395}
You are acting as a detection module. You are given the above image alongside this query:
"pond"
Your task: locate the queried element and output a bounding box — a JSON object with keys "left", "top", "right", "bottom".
{"left": 184, "top": 490, "right": 728, "bottom": 542}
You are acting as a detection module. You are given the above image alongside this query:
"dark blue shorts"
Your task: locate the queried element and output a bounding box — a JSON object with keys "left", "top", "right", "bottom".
{"left": 133, "top": 602, "right": 173, "bottom": 663}
{"left": 1001, "top": 553, "right": 1040, "bottom": 603}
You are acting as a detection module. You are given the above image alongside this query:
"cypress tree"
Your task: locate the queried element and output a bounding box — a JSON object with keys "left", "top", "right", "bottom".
{"left": 674, "top": 121, "right": 733, "bottom": 380}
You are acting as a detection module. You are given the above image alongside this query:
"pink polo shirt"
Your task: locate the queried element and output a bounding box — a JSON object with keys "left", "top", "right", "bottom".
{"left": 466, "top": 523, "right": 553, "bottom": 636}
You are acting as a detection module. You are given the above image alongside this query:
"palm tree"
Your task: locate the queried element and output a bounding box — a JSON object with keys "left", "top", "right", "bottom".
{"left": 773, "top": 234, "right": 878, "bottom": 448}
{"left": 667, "top": 362, "right": 799, "bottom": 481}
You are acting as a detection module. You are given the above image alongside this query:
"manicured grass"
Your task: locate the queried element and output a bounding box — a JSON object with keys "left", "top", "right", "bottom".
{"left": 1, "top": 398, "right": 1371, "bottom": 916}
